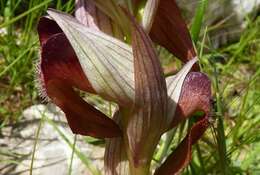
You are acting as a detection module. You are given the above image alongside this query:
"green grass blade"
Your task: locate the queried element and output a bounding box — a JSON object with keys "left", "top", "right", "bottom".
{"left": 68, "top": 135, "right": 77, "bottom": 175}
{"left": 29, "top": 110, "right": 45, "bottom": 175}
{"left": 190, "top": 0, "right": 208, "bottom": 43}
{"left": 0, "top": 0, "right": 51, "bottom": 29}
{"left": 0, "top": 41, "right": 37, "bottom": 78}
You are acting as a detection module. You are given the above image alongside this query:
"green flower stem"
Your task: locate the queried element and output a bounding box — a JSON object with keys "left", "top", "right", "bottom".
{"left": 124, "top": 138, "right": 151, "bottom": 175}
{"left": 129, "top": 160, "right": 150, "bottom": 175}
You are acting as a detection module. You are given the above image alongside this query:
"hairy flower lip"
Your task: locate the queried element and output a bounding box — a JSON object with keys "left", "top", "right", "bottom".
{"left": 171, "top": 72, "right": 211, "bottom": 128}
{"left": 155, "top": 71, "right": 211, "bottom": 175}
{"left": 37, "top": 19, "right": 122, "bottom": 138}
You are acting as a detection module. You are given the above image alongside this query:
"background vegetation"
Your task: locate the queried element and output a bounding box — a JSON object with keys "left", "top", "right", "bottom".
{"left": 0, "top": 0, "right": 259, "bottom": 174}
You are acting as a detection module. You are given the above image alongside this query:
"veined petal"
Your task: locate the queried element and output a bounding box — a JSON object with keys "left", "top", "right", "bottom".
{"left": 75, "top": 0, "right": 124, "bottom": 39}
{"left": 104, "top": 111, "right": 130, "bottom": 175}
{"left": 150, "top": 0, "right": 196, "bottom": 62}
{"left": 37, "top": 17, "right": 95, "bottom": 96}
{"left": 75, "top": 0, "right": 112, "bottom": 33}
{"left": 123, "top": 11, "right": 168, "bottom": 168}
{"left": 47, "top": 9, "right": 135, "bottom": 106}
{"left": 92, "top": 0, "right": 130, "bottom": 37}
{"left": 155, "top": 72, "right": 211, "bottom": 174}
{"left": 105, "top": 136, "right": 129, "bottom": 175}
{"left": 142, "top": 0, "right": 160, "bottom": 32}
{"left": 38, "top": 30, "right": 121, "bottom": 138}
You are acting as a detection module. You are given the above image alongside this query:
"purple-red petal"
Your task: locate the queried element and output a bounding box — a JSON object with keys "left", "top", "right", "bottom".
{"left": 154, "top": 116, "right": 209, "bottom": 175}
{"left": 150, "top": 0, "right": 196, "bottom": 62}
{"left": 40, "top": 33, "right": 94, "bottom": 93}
{"left": 38, "top": 30, "right": 121, "bottom": 138}
{"left": 37, "top": 17, "right": 63, "bottom": 46}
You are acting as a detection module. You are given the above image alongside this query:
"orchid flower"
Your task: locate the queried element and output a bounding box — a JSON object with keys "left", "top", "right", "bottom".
{"left": 36, "top": 0, "right": 211, "bottom": 174}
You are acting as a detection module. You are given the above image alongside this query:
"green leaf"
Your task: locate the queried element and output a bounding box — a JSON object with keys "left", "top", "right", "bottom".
{"left": 149, "top": 0, "right": 196, "bottom": 62}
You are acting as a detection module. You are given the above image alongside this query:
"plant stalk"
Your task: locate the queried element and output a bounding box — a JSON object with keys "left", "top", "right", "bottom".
{"left": 212, "top": 64, "right": 229, "bottom": 175}
{"left": 129, "top": 160, "right": 150, "bottom": 175}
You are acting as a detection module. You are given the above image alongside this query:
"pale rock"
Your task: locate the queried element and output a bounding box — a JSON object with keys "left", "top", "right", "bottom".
{"left": 0, "top": 104, "right": 104, "bottom": 175}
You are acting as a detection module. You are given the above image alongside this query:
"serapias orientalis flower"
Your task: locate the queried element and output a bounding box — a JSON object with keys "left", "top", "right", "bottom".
{"left": 36, "top": 0, "right": 211, "bottom": 174}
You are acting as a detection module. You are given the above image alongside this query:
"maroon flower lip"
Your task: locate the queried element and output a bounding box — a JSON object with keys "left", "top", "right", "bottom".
{"left": 36, "top": 0, "right": 212, "bottom": 174}
{"left": 155, "top": 72, "right": 211, "bottom": 175}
